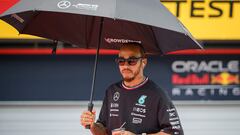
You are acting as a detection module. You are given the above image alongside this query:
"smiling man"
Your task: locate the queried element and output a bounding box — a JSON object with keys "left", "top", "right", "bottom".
{"left": 81, "top": 43, "right": 184, "bottom": 135}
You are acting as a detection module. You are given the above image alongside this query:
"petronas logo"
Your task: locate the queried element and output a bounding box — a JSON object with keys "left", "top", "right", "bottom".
{"left": 138, "top": 95, "right": 147, "bottom": 105}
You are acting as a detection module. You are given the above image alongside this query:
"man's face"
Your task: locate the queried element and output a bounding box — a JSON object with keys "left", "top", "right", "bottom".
{"left": 118, "top": 48, "right": 146, "bottom": 82}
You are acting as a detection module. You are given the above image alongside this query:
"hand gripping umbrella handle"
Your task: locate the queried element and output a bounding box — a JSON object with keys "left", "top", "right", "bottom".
{"left": 85, "top": 103, "right": 94, "bottom": 129}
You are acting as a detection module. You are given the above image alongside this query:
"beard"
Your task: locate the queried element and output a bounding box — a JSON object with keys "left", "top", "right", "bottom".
{"left": 122, "top": 66, "right": 141, "bottom": 83}
{"left": 123, "top": 75, "right": 135, "bottom": 82}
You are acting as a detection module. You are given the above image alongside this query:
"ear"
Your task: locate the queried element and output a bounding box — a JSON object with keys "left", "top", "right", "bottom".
{"left": 142, "top": 58, "right": 147, "bottom": 68}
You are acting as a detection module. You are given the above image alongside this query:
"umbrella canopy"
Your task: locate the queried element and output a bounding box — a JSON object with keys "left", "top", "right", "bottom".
{"left": 0, "top": 1, "right": 203, "bottom": 128}
{"left": 0, "top": 0, "right": 202, "bottom": 54}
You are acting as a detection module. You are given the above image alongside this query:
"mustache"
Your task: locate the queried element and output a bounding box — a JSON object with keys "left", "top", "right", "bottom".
{"left": 122, "top": 69, "right": 132, "bottom": 72}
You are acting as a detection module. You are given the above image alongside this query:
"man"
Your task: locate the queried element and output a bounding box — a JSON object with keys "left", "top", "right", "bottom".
{"left": 81, "top": 43, "right": 184, "bottom": 135}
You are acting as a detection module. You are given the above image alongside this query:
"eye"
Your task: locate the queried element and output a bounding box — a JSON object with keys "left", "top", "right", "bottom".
{"left": 128, "top": 58, "right": 138, "bottom": 62}
{"left": 118, "top": 58, "right": 125, "bottom": 63}
{"left": 128, "top": 58, "right": 138, "bottom": 65}
{"left": 115, "top": 57, "right": 126, "bottom": 66}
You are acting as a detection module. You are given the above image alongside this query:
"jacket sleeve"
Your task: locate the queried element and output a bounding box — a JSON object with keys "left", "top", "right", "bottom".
{"left": 158, "top": 90, "right": 184, "bottom": 135}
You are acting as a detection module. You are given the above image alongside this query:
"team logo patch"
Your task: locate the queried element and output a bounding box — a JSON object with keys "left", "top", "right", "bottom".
{"left": 113, "top": 92, "right": 120, "bottom": 101}
{"left": 138, "top": 95, "right": 147, "bottom": 105}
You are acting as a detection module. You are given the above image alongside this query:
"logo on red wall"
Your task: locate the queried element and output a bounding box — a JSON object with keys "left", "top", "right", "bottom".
{"left": 171, "top": 60, "right": 240, "bottom": 98}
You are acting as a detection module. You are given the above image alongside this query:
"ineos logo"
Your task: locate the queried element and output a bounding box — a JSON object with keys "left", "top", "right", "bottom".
{"left": 58, "top": 1, "right": 71, "bottom": 9}
{"left": 113, "top": 92, "right": 120, "bottom": 101}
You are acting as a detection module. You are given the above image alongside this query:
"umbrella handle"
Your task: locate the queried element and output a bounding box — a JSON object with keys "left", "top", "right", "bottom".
{"left": 85, "top": 103, "right": 94, "bottom": 129}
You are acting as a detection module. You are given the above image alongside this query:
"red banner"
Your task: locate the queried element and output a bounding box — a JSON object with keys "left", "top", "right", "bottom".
{"left": 0, "top": 0, "right": 20, "bottom": 15}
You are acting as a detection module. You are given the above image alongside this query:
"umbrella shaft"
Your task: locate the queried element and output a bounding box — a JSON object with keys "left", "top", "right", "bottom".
{"left": 89, "top": 17, "right": 104, "bottom": 106}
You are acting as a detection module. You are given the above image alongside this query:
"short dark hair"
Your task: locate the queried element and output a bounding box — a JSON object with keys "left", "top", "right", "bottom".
{"left": 120, "top": 42, "right": 146, "bottom": 58}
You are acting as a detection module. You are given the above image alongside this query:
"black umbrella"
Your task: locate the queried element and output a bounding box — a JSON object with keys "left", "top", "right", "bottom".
{"left": 0, "top": 0, "right": 203, "bottom": 128}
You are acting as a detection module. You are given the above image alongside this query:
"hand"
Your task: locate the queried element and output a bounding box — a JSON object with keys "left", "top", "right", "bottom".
{"left": 122, "top": 131, "right": 136, "bottom": 135}
{"left": 112, "top": 130, "right": 136, "bottom": 135}
{"left": 80, "top": 110, "right": 96, "bottom": 128}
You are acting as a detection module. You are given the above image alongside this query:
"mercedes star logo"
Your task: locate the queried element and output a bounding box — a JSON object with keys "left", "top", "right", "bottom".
{"left": 58, "top": 1, "right": 71, "bottom": 9}
{"left": 113, "top": 92, "right": 120, "bottom": 101}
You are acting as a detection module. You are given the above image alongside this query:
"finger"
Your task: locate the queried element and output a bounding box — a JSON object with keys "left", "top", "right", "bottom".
{"left": 81, "top": 120, "right": 90, "bottom": 126}
{"left": 82, "top": 119, "right": 93, "bottom": 124}
{"left": 81, "top": 117, "right": 95, "bottom": 124}
{"left": 81, "top": 114, "right": 95, "bottom": 120}
{"left": 86, "top": 111, "right": 97, "bottom": 116}
{"left": 83, "top": 117, "right": 94, "bottom": 122}
{"left": 85, "top": 113, "right": 95, "bottom": 118}
{"left": 82, "top": 122, "right": 92, "bottom": 127}
{"left": 82, "top": 111, "right": 89, "bottom": 114}
{"left": 81, "top": 113, "right": 95, "bottom": 118}
{"left": 82, "top": 111, "right": 93, "bottom": 116}
{"left": 81, "top": 115, "right": 95, "bottom": 121}
{"left": 81, "top": 112, "right": 90, "bottom": 119}
{"left": 81, "top": 119, "right": 94, "bottom": 126}
{"left": 81, "top": 114, "right": 90, "bottom": 119}
{"left": 112, "top": 131, "right": 121, "bottom": 135}
{"left": 92, "top": 110, "right": 96, "bottom": 115}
